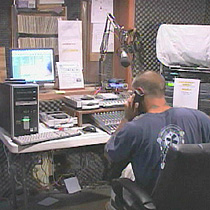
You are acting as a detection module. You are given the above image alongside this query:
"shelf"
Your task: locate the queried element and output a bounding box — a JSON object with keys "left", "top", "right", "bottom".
{"left": 63, "top": 104, "right": 125, "bottom": 126}
{"left": 11, "top": 4, "right": 66, "bottom": 49}
{"left": 39, "top": 87, "right": 97, "bottom": 101}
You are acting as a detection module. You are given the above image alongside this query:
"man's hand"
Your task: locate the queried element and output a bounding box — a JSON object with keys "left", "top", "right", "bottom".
{"left": 124, "top": 94, "right": 139, "bottom": 122}
{"left": 113, "top": 94, "right": 140, "bottom": 133}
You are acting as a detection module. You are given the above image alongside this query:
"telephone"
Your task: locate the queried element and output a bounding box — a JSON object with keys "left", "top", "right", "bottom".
{"left": 133, "top": 90, "right": 145, "bottom": 115}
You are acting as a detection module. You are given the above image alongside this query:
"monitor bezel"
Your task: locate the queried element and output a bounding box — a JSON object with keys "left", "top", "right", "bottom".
{"left": 9, "top": 47, "right": 56, "bottom": 84}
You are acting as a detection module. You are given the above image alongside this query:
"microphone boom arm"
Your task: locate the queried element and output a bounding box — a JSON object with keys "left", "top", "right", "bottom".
{"left": 100, "top": 13, "right": 124, "bottom": 57}
{"left": 99, "top": 13, "right": 138, "bottom": 85}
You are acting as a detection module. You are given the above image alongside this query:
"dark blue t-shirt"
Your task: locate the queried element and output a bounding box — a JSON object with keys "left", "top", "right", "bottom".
{"left": 105, "top": 107, "right": 210, "bottom": 193}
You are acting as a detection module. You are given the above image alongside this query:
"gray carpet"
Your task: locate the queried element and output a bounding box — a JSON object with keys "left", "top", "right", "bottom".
{"left": 16, "top": 185, "right": 111, "bottom": 210}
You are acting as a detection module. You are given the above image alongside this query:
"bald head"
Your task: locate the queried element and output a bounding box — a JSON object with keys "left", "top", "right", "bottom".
{"left": 132, "top": 71, "right": 165, "bottom": 97}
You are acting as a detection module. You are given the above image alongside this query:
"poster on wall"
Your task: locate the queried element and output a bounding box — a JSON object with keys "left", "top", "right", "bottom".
{"left": 58, "top": 20, "right": 83, "bottom": 69}
{"left": 91, "top": 0, "right": 114, "bottom": 53}
{"left": 91, "top": 0, "right": 113, "bottom": 23}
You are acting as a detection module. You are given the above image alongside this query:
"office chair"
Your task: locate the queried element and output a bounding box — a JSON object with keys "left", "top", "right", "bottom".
{"left": 111, "top": 143, "right": 210, "bottom": 210}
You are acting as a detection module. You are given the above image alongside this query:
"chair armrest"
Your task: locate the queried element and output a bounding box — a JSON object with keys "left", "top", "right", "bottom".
{"left": 111, "top": 178, "right": 156, "bottom": 210}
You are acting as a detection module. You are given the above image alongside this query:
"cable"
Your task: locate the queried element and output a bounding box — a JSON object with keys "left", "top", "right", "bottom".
{"left": 2, "top": 144, "right": 10, "bottom": 175}
{"left": 3, "top": 145, "right": 23, "bottom": 188}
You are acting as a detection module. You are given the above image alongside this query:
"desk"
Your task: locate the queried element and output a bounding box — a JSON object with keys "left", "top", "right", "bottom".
{"left": 0, "top": 125, "right": 110, "bottom": 209}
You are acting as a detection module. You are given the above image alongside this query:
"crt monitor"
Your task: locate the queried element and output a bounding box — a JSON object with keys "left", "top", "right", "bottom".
{"left": 9, "top": 48, "right": 55, "bottom": 84}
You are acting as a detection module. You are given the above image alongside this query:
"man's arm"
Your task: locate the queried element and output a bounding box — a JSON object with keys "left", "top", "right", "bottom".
{"left": 104, "top": 94, "right": 140, "bottom": 162}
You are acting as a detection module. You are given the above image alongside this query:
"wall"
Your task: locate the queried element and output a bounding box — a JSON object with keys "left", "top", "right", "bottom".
{"left": 0, "top": 1, "right": 11, "bottom": 49}
{"left": 0, "top": 1, "right": 12, "bottom": 71}
{"left": 134, "top": 0, "right": 210, "bottom": 76}
{"left": 133, "top": 0, "right": 210, "bottom": 115}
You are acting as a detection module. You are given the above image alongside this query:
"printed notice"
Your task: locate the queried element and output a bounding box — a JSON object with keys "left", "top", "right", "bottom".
{"left": 92, "top": 23, "right": 114, "bottom": 52}
{"left": 91, "top": 0, "right": 113, "bottom": 23}
{"left": 56, "top": 62, "right": 84, "bottom": 90}
{"left": 173, "top": 78, "right": 200, "bottom": 109}
{"left": 58, "top": 20, "right": 83, "bottom": 69}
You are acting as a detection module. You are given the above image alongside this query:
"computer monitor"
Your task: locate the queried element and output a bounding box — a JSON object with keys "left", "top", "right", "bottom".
{"left": 9, "top": 48, "right": 55, "bottom": 84}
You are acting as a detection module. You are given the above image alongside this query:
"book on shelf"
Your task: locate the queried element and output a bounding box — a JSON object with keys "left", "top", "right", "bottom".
{"left": 18, "top": 37, "right": 59, "bottom": 55}
{"left": 17, "top": 14, "right": 59, "bottom": 34}
{"left": 37, "top": 4, "right": 67, "bottom": 16}
{"left": 37, "top": 3, "right": 63, "bottom": 9}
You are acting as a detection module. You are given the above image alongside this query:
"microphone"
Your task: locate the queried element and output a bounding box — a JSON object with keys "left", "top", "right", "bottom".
{"left": 120, "top": 50, "right": 130, "bottom": 67}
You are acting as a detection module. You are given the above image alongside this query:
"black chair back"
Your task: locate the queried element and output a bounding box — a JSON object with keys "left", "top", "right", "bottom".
{"left": 152, "top": 143, "right": 210, "bottom": 210}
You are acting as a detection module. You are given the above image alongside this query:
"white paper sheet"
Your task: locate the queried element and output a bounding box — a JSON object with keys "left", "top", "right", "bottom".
{"left": 173, "top": 78, "right": 200, "bottom": 109}
{"left": 56, "top": 62, "right": 84, "bottom": 90}
{"left": 64, "top": 177, "right": 81, "bottom": 194}
{"left": 58, "top": 20, "right": 83, "bottom": 69}
{"left": 38, "top": 197, "right": 59, "bottom": 206}
{"left": 91, "top": 0, "right": 113, "bottom": 23}
{"left": 92, "top": 23, "right": 114, "bottom": 52}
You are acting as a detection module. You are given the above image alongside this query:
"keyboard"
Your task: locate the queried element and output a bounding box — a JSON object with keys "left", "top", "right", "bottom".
{"left": 12, "top": 129, "right": 82, "bottom": 146}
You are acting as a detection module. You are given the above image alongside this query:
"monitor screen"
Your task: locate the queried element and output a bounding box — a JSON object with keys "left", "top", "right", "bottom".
{"left": 9, "top": 48, "right": 55, "bottom": 83}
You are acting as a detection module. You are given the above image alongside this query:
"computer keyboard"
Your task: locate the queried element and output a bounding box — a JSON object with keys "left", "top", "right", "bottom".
{"left": 12, "top": 129, "right": 82, "bottom": 146}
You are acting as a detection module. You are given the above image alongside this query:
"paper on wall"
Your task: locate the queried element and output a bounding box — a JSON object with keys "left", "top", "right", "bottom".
{"left": 91, "top": 0, "right": 113, "bottom": 23}
{"left": 58, "top": 20, "right": 83, "bottom": 69}
{"left": 173, "top": 78, "right": 200, "bottom": 109}
{"left": 92, "top": 23, "right": 114, "bottom": 52}
{"left": 91, "top": 0, "right": 114, "bottom": 53}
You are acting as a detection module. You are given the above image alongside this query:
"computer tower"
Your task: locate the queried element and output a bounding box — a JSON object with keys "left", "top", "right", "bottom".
{"left": 0, "top": 83, "right": 39, "bottom": 137}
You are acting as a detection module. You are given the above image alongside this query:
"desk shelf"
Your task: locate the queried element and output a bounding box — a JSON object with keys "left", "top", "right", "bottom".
{"left": 39, "top": 87, "right": 96, "bottom": 101}
{"left": 63, "top": 105, "right": 125, "bottom": 126}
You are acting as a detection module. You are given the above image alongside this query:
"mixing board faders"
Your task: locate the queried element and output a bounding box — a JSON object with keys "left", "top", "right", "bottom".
{"left": 91, "top": 111, "right": 124, "bottom": 134}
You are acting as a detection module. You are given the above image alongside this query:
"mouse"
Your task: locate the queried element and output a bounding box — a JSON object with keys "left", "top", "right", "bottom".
{"left": 82, "top": 125, "right": 97, "bottom": 133}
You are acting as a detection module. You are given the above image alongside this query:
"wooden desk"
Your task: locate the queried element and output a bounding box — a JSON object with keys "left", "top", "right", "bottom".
{"left": 63, "top": 105, "right": 125, "bottom": 126}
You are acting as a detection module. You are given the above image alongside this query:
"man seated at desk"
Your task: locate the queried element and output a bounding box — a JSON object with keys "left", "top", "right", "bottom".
{"left": 104, "top": 70, "right": 210, "bottom": 207}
